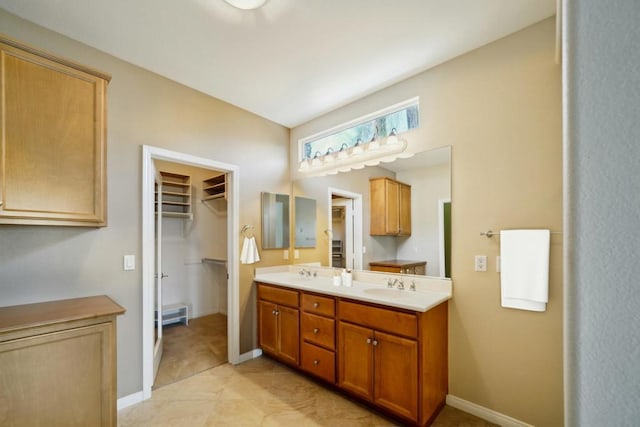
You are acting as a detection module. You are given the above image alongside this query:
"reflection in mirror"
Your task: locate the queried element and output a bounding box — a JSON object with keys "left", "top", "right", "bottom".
{"left": 292, "top": 146, "right": 451, "bottom": 278}
{"left": 295, "top": 196, "right": 316, "bottom": 248}
{"left": 261, "top": 192, "right": 290, "bottom": 249}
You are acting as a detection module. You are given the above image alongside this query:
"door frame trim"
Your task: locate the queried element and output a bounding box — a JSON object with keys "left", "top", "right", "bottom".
{"left": 327, "top": 187, "right": 363, "bottom": 271}
{"left": 141, "top": 145, "right": 240, "bottom": 399}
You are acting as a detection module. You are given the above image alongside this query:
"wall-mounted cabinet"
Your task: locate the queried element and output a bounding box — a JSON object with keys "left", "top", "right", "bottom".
{"left": 202, "top": 174, "right": 226, "bottom": 201}
{"left": 370, "top": 177, "right": 411, "bottom": 236}
{"left": 0, "top": 36, "right": 110, "bottom": 226}
{"left": 156, "top": 172, "right": 192, "bottom": 220}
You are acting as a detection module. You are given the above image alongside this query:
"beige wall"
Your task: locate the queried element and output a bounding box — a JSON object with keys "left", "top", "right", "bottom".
{"left": 0, "top": 10, "right": 290, "bottom": 397}
{"left": 291, "top": 18, "right": 562, "bottom": 427}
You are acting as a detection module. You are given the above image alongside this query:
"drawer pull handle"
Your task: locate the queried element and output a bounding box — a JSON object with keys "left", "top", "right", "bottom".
{"left": 313, "top": 302, "right": 319, "bottom": 308}
{"left": 313, "top": 328, "right": 319, "bottom": 334}
{"left": 313, "top": 359, "right": 319, "bottom": 365}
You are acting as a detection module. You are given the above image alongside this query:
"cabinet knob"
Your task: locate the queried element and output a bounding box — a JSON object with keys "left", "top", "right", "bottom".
{"left": 313, "top": 328, "right": 319, "bottom": 334}
{"left": 274, "top": 310, "right": 279, "bottom": 316}
{"left": 313, "top": 302, "right": 319, "bottom": 308}
{"left": 271, "top": 310, "right": 276, "bottom": 315}
{"left": 372, "top": 340, "right": 378, "bottom": 346}
{"left": 313, "top": 360, "right": 319, "bottom": 365}
{"left": 366, "top": 338, "right": 372, "bottom": 344}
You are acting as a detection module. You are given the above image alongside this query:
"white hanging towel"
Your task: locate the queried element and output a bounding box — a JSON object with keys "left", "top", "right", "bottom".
{"left": 500, "top": 229, "right": 550, "bottom": 312}
{"left": 240, "top": 236, "right": 260, "bottom": 264}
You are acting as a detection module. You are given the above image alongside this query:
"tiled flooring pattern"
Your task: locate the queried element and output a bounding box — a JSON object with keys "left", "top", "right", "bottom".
{"left": 153, "top": 313, "right": 228, "bottom": 389}
{"left": 121, "top": 356, "right": 498, "bottom": 426}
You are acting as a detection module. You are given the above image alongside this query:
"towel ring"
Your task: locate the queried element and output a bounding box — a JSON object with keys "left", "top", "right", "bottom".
{"left": 241, "top": 225, "right": 254, "bottom": 238}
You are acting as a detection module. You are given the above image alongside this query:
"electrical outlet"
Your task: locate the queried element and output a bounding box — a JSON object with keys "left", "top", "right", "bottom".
{"left": 474, "top": 255, "right": 487, "bottom": 272}
{"left": 283, "top": 249, "right": 289, "bottom": 259}
{"left": 294, "top": 249, "right": 300, "bottom": 259}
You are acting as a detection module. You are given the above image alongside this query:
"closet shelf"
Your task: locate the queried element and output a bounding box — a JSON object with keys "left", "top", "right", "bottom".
{"left": 155, "top": 171, "right": 192, "bottom": 219}
{"left": 202, "top": 174, "right": 226, "bottom": 201}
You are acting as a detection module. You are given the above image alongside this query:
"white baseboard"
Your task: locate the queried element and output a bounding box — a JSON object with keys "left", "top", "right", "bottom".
{"left": 236, "top": 348, "right": 262, "bottom": 364}
{"left": 117, "top": 391, "right": 145, "bottom": 411}
{"left": 446, "top": 395, "right": 534, "bottom": 427}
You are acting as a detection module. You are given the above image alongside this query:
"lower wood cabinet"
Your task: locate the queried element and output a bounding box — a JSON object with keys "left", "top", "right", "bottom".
{"left": 257, "top": 284, "right": 300, "bottom": 366}
{"left": 0, "top": 295, "right": 125, "bottom": 426}
{"left": 256, "top": 281, "right": 448, "bottom": 426}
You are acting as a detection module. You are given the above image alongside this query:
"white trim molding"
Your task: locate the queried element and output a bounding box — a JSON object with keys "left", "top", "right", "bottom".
{"left": 117, "top": 391, "right": 145, "bottom": 411}
{"left": 446, "top": 395, "right": 535, "bottom": 427}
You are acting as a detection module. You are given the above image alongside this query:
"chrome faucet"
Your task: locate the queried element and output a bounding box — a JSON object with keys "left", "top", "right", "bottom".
{"left": 394, "top": 278, "right": 404, "bottom": 290}
{"left": 299, "top": 268, "right": 311, "bottom": 277}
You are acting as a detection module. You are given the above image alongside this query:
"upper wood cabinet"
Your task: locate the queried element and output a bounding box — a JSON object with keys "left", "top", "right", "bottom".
{"left": 0, "top": 36, "right": 110, "bottom": 227}
{"left": 369, "top": 177, "right": 411, "bottom": 236}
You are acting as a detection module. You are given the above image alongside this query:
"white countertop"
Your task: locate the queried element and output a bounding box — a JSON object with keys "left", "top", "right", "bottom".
{"left": 254, "top": 267, "right": 452, "bottom": 312}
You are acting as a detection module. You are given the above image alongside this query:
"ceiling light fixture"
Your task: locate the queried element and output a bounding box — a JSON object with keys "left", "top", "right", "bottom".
{"left": 298, "top": 134, "right": 409, "bottom": 177}
{"left": 223, "top": 0, "right": 267, "bottom": 10}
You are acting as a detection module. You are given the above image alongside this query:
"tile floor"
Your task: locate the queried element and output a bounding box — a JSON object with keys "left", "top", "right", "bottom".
{"left": 120, "top": 356, "right": 497, "bottom": 426}
{"left": 154, "top": 313, "right": 228, "bottom": 389}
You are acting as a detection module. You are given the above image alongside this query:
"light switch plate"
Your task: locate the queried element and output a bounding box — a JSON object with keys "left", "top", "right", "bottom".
{"left": 283, "top": 249, "right": 289, "bottom": 259}
{"left": 123, "top": 255, "right": 135, "bottom": 271}
{"left": 294, "top": 249, "right": 300, "bottom": 259}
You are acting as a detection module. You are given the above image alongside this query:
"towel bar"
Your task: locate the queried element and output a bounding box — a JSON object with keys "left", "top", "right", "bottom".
{"left": 481, "top": 229, "right": 562, "bottom": 238}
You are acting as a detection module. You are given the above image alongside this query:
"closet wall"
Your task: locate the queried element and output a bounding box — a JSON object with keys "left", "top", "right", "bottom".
{"left": 156, "top": 160, "right": 228, "bottom": 318}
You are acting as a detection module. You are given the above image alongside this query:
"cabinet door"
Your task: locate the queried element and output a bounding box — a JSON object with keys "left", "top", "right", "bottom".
{"left": 258, "top": 300, "right": 278, "bottom": 355}
{"left": 338, "top": 321, "right": 373, "bottom": 401}
{"left": 384, "top": 179, "right": 400, "bottom": 234}
{"left": 0, "top": 323, "right": 114, "bottom": 426}
{"left": 398, "top": 183, "right": 411, "bottom": 235}
{"left": 0, "top": 42, "right": 107, "bottom": 226}
{"left": 277, "top": 305, "right": 299, "bottom": 365}
{"left": 373, "top": 330, "right": 419, "bottom": 421}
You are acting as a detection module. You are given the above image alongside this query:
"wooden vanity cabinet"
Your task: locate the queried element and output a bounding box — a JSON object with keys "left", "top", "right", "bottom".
{"left": 338, "top": 299, "right": 447, "bottom": 426}
{"left": 0, "top": 295, "right": 125, "bottom": 427}
{"left": 300, "top": 292, "right": 336, "bottom": 383}
{"left": 370, "top": 177, "right": 411, "bottom": 236}
{"left": 0, "top": 36, "right": 109, "bottom": 226}
{"left": 257, "top": 283, "right": 300, "bottom": 366}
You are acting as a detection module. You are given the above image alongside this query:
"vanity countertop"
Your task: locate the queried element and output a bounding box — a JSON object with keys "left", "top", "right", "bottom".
{"left": 254, "top": 266, "right": 451, "bottom": 312}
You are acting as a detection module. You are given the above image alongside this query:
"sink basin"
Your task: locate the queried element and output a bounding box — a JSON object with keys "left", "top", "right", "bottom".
{"left": 362, "top": 288, "right": 409, "bottom": 299}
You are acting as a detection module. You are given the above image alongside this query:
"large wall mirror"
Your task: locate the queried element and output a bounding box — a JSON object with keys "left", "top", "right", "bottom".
{"left": 292, "top": 146, "right": 451, "bottom": 278}
{"left": 261, "top": 192, "right": 290, "bottom": 249}
{"left": 295, "top": 196, "right": 316, "bottom": 248}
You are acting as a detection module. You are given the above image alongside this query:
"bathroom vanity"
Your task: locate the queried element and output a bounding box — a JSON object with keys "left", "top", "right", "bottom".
{"left": 255, "top": 266, "right": 450, "bottom": 426}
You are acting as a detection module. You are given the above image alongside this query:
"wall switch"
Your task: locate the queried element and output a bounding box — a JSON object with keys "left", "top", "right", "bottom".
{"left": 496, "top": 256, "right": 501, "bottom": 273}
{"left": 123, "top": 255, "right": 135, "bottom": 271}
{"left": 283, "top": 249, "right": 289, "bottom": 259}
{"left": 294, "top": 249, "right": 300, "bottom": 259}
{"left": 362, "top": 246, "right": 366, "bottom": 254}
{"left": 474, "top": 255, "right": 487, "bottom": 272}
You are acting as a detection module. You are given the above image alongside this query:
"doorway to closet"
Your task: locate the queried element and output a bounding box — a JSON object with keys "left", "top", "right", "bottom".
{"left": 141, "top": 145, "right": 240, "bottom": 400}
{"left": 152, "top": 160, "right": 228, "bottom": 389}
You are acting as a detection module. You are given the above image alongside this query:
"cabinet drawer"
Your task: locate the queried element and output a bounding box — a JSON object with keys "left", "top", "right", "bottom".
{"left": 301, "top": 292, "right": 335, "bottom": 317}
{"left": 338, "top": 300, "right": 417, "bottom": 338}
{"left": 257, "top": 283, "right": 299, "bottom": 307}
{"left": 301, "top": 312, "right": 335, "bottom": 350}
{"left": 301, "top": 342, "right": 335, "bottom": 383}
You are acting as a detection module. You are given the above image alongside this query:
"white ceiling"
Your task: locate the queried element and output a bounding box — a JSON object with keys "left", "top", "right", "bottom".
{"left": 0, "top": 0, "right": 556, "bottom": 128}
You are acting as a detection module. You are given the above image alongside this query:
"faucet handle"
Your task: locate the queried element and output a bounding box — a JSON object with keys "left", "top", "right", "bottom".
{"left": 387, "top": 278, "right": 394, "bottom": 288}
{"left": 410, "top": 280, "right": 416, "bottom": 291}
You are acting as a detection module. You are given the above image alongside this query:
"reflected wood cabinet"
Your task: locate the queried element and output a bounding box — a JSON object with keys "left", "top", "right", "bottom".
{"left": 370, "top": 177, "right": 411, "bottom": 236}
{"left": 0, "top": 295, "right": 125, "bottom": 426}
{"left": 0, "top": 35, "right": 110, "bottom": 226}
{"left": 256, "top": 281, "right": 448, "bottom": 426}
